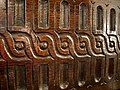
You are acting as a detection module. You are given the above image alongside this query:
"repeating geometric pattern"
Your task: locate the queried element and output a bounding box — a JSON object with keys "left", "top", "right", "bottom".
{"left": 0, "top": 0, "right": 120, "bottom": 90}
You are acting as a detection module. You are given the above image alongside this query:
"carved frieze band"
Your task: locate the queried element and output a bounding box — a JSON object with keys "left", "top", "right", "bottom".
{"left": 0, "top": 28, "right": 116, "bottom": 60}
{"left": 0, "top": 0, "right": 120, "bottom": 89}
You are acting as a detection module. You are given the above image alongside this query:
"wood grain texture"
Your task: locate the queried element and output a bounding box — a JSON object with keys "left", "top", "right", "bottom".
{"left": 0, "top": 0, "right": 120, "bottom": 90}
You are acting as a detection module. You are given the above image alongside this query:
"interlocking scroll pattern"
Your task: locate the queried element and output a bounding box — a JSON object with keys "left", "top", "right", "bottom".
{"left": 0, "top": 0, "right": 120, "bottom": 90}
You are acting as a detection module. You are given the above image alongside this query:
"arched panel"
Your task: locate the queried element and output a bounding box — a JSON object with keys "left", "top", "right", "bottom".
{"left": 0, "top": 0, "right": 6, "bottom": 27}
{"left": 60, "top": 0, "right": 69, "bottom": 29}
{"left": 118, "top": 13, "right": 120, "bottom": 34}
{"left": 38, "top": 0, "right": 49, "bottom": 28}
{"left": 110, "top": 8, "right": 116, "bottom": 31}
{"left": 78, "top": 62, "right": 86, "bottom": 87}
{"left": 79, "top": 3, "right": 88, "bottom": 30}
{"left": 95, "top": 59, "right": 102, "bottom": 82}
{"left": 96, "top": 6, "right": 103, "bottom": 30}
{"left": 59, "top": 63, "right": 69, "bottom": 89}
{"left": 108, "top": 58, "right": 114, "bottom": 79}
{"left": 14, "top": 0, "right": 25, "bottom": 26}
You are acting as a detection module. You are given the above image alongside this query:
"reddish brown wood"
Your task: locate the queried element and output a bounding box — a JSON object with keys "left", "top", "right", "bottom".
{"left": 0, "top": 0, "right": 120, "bottom": 90}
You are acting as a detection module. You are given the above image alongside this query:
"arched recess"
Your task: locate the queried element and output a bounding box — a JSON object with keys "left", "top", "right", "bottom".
{"left": 110, "top": 8, "right": 116, "bottom": 31}
{"left": 38, "top": 0, "right": 49, "bottom": 28}
{"left": 60, "top": 0, "right": 69, "bottom": 29}
{"left": 118, "top": 13, "right": 120, "bottom": 34}
{"left": 79, "top": 3, "right": 89, "bottom": 30}
{"left": 96, "top": 6, "right": 103, "bottom": 30}
{"left": 14, "top": 0, "right": 25, "bottom": 26}
{"left": 0, "top": 0, "right": 6, "bottom": 27}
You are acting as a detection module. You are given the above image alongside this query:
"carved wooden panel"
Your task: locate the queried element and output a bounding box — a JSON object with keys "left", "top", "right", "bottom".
{"left": 0, "top": 0, "right": 120, "bottom": 90}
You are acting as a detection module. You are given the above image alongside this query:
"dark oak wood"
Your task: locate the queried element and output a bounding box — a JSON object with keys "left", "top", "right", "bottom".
{"left": 0, "top": 0, "right": 120, "bottom": 90}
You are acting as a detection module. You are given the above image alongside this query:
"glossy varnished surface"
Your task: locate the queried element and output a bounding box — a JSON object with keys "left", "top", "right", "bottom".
{"left": 0, "top": 0, "right": 120, "bottom": 90}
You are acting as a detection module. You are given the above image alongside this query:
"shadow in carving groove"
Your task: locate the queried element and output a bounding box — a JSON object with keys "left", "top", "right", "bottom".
{"left": 59, "top": 63, "right": 69, "bottom": 89}
{"left": 78, "top": 62, "right": 86, "bottom": 87}
{"left": 39, "top": 64, "right": 48, "bottom": 90}
{"left": 95, "top": 59, "right": 102, "bottom": 83}
{"left": 15, "top": 65, "right": 27, "bottom": 90}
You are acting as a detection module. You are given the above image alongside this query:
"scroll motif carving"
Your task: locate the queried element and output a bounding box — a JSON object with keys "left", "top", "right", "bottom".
{"left": 0, "top": 0, "right": 120, "bottom": 90}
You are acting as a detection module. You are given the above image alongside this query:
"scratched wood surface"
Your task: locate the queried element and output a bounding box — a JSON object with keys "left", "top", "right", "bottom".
{"left": 0, "top": 0, "right": 120, "bottom": 90}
